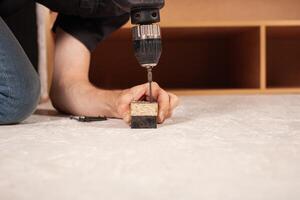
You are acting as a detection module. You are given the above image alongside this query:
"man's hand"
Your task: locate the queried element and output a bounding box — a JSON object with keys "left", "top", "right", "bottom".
{"left": 116, "top": 82, "right": 179, "bottom": 124}
{"left": 52, "top": 28, "right": 179, "bottom": 124}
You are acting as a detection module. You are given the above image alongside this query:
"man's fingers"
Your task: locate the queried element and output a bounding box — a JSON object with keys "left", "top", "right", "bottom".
{"left": 118, "top": 83, "right": 179, "bottom": 125}
{"left": 146, "top": 82, "right": 160, "bottom": 100}
{"left": 119, "top": 84, "right": 149, "bottom": 123}
{"left": 148, "top": 82, "right": 170, "bottom": 123}
{"left": 146, "top": 83, "right": 179, "bottom": 123}
{"left": 166, "top": 92, "right": 180, "bottom": 118}
{"left": 118, "top": 85, "right": 146, "bottom": 114}
{"left": 157, "top": 90, "right": 170, "bottom": 124}
{"left": 169, "top": 92, "right": 180, "bottom": 110}
{"left": 130, "top": 84, "right": 148, "bottom": 101}
{"left": 123, "top": 111, "right": 131, "bottom": 124}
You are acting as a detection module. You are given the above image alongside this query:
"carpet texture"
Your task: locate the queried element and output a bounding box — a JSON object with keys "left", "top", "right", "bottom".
{"left": 0, "top": 95, "right": 300, "bottom": 200}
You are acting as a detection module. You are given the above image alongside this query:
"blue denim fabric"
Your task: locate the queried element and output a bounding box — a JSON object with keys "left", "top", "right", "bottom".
{"left": 0, "top": 17, "right": 40, "bottom": 124}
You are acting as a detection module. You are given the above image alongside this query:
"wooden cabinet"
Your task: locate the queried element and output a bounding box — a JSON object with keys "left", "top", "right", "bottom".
{"left": 267, "top": 27, "right": 300, "bottom": 88}
{"left": 90, "top": 0, "right": 300, "bottom": 95}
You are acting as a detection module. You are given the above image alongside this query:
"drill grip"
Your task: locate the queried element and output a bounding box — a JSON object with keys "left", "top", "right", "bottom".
{"left": 112, "top": 0, "right": 165, "bottom": 12}
{"left": 112, "top": 0, "right": 164, "bottom": 24}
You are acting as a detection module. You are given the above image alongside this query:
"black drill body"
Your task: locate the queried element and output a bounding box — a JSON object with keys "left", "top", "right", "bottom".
{"left": 112, "top": 0, "right": 164, "bottom": 24}
{"left": 112, "top": 0, "right": 164, "bottom": 102}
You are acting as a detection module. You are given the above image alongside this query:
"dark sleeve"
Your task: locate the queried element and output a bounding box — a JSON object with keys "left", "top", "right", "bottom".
{"left": 53, "top": 13, "right": 129, "bottom": 52}
{"left": 0, "top": 0, "right": 30, "bottom": 17}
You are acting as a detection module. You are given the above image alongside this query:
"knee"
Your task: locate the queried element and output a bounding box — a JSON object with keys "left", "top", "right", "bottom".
{"left": 0, "top": 71, "right": 41, "bottom": 125}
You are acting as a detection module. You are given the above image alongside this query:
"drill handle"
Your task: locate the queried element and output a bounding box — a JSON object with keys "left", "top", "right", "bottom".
{"left": 112, "top": 0, "right": 165, "bottom": 24}
{"left": 112, "top": 0, "right": 165, "bottom": 12}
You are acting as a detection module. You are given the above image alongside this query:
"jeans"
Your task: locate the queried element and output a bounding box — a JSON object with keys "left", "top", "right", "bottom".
{"left": 0, "top": 16, "right": 40, "bottom": 124}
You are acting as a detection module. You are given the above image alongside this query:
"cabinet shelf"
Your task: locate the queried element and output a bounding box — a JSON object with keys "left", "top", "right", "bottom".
{"left": 89, "top": 0, "right": 300, "bottom": 95}
{"left": 160, "top": 0, "right": 300, "bottom": 26}
{"left": 267, "top": 26, "right": 300, "bottom": 88}
{"left": 90, "top": 27, "right": 260, "bottom": 90}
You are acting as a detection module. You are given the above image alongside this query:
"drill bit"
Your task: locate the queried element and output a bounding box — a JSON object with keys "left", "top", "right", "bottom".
{"left": 70, "top": 116, "right": 107, "bottom": 122}
{"left": 147, "top": 67, "right": 153, "bottom": 102}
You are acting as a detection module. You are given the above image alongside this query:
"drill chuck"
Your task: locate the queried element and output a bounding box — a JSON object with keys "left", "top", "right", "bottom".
{"left": 132, "top": 24, "right": 161, "bottom": 40}
{"left": 132, "top": 24, "right": 162, "bottom": 68}
{"left": 111, "top": 0, "right": 164, "bottom": 102}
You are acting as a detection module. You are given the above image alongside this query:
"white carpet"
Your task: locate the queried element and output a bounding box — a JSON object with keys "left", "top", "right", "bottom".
{"left": 0, "top": 95, "right": 300, "bottom": 200}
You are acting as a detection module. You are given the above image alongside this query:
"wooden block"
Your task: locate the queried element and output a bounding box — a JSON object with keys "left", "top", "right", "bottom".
{"left": 130, "top": 101, "right": 158, "bottom": 129}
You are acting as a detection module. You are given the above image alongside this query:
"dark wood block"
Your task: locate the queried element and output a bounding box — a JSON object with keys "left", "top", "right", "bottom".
{"left": 130, "top": 101, "right": 158, "bottom": 129}
{"left": 131, "top": 116, "right": 157, "bottom": 129}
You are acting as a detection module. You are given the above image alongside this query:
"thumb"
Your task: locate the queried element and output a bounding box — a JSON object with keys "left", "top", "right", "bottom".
{"left": 123, "top": 111, "right": 131, "bottom": 124}
{"left": 131, "top": 83, "right": 148, "bottom": 101}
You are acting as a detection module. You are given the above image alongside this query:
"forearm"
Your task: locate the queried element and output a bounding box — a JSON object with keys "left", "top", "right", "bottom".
{"left": 51, "top": 79, "right": 121, "bottom": 118}
{"left": 50, "top": 28, "right": 121, "bottom": 118}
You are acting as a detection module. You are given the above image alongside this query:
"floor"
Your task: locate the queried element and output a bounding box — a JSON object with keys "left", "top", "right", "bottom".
{"left": 0, "top": 95, "right": 300, "bottom": 200}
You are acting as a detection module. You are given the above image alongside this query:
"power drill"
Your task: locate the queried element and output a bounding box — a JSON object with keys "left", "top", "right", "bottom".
{"left": 112, "top": 0, "right": 164, "bottom": 102}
